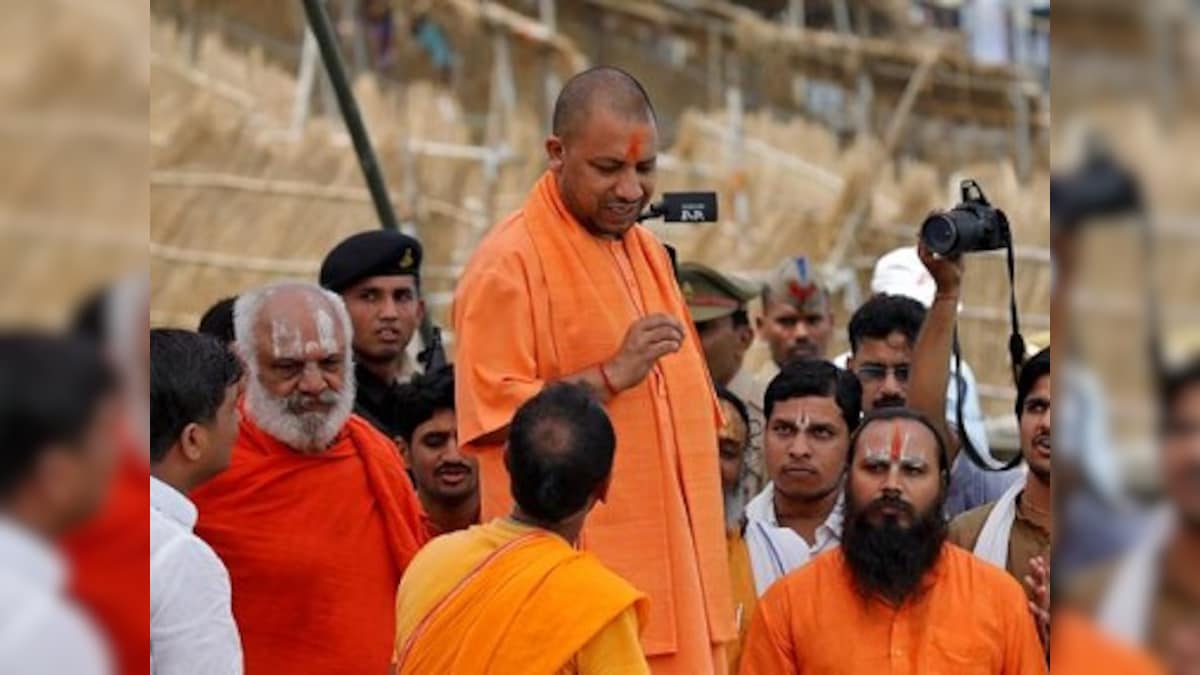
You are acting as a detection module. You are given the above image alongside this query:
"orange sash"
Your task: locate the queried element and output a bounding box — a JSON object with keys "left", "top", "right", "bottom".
{"left": 396, "top": 531, "right": 648, "bottom": 674}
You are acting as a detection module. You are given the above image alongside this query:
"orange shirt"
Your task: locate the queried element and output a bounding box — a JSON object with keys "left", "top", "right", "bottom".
{"left": 1050, "top": 609, "right": 1166, "bottom": 675}
{"left": 62, "top": 441, "right": 151, "bottom": 675}
{"left": 192, "top": 411, "right": 428, "bottom": 675}
{"left": 740, "top": 545, "right": 1047, "bottom": 675}
{"left": 394, "top": 518, "right": 649, "bottom": 674}
{"left": 453, "top": 172, "right": 735, "bottom": 673}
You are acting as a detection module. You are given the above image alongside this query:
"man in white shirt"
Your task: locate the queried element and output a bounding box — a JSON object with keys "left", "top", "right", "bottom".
{"left": 0, "top": 333, "right": 121, "bottom": 675}
{"left": 743, "top": 359, "right": 862, "bottom": 595}
{"left": 148, "top": 329, "right": 244, "bottom": 675}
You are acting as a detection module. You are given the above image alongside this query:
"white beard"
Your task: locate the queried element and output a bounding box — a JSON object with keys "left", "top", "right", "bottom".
{"left": 245, "top": 369, "right": 356, "bottom": 453}
{"left": 724, "top": 486, "right": 747, "bottom": 532}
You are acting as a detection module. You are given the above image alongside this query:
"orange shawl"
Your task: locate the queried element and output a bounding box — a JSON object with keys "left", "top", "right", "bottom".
{"left": 454, "top": 171, "right": 736, "bottom": 654}
{"left": 395, "top": 531, "right": 648, "bottom": 674}
{"left": 192, "top": 410, "right": 429, "bottom": 675}
{"left": 63, "top": 438, "right": 150, "bottom": 675}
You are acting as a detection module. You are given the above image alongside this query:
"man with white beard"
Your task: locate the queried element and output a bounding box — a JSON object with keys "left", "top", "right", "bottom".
{"left": 191, "top": 281, "right": 429, "bottom": 675}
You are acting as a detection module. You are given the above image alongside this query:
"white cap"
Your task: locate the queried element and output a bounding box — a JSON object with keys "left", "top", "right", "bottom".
{"left": 870, "top": 246, "right": 936, "bottom": 308}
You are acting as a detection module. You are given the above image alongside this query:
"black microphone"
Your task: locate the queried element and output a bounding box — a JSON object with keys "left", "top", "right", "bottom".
{"left": 638, "top": 192, "right": 718, "bottom": 223}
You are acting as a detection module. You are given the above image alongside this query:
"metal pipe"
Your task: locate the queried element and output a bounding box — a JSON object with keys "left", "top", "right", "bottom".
{"left": 299, "top": 0, "right": 398, "bottom": 231}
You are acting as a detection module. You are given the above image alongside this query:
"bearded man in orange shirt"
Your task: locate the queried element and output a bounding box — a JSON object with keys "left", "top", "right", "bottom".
{"left": 740, "top": 407, "right": 1047, "bottom": 675}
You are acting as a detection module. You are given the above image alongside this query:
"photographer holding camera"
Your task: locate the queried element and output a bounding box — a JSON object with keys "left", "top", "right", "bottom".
{"left": 906, "top": 185, "right": 1053, "bottom": 648}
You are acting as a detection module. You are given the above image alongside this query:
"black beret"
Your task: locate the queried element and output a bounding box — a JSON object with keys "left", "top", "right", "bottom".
{"left": 319, "top": 230, "right": 423, "bottom": 293}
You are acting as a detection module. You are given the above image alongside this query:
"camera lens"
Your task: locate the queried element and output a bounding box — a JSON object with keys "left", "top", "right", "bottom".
{"left": 920, "top": 214, "right": 959, "bottom": 256}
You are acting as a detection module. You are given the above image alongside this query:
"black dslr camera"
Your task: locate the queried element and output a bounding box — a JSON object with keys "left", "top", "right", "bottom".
{"left": 920, "top": 180, "right": 1011, "bottom": 256}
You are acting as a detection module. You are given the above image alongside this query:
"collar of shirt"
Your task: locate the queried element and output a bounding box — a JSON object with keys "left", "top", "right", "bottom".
{"left": 1015, "top": 490, "right": 1052, "bottom": 537}
{"left": 0, "top": 516, "right": 65, "bottom": 593}
{"left": 149, "top": 475, "right": 198, "bottom": 531}
{"left": 746, "top": 482, "right": 845, "bottom": 549}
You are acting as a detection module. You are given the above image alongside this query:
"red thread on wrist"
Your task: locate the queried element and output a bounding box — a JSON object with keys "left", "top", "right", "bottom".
{"left": 599, "top": 364, "right": 620, "bottom": 397}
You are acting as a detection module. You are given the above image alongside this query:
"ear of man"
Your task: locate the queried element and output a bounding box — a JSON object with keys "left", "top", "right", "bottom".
{"left": 179, "top": 422, "right": 206, "bottom": 463}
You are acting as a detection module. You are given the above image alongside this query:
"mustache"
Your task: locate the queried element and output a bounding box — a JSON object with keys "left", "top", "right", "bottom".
{"left": 863, "top": 494, "right": 915, "bottom": 519}
{"left": 873, "top": 396, "right": 906, "bottom": 409}
{"left": 284, "top": 389, "right": 341, "bottom": 414}
{"left": 782, "top": 461, "right": 817, "bottom": 472}
{"left": 435, "top": 462, "right": 473, "bottom": 475}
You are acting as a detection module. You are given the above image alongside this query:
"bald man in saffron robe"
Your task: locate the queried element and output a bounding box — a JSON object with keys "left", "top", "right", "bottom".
{"left": 453, "top": 66, "right": 735, "bottom": 674}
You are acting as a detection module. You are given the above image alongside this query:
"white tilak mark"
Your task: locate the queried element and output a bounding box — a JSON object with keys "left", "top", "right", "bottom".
{"left": 314, "top": 309, "right": 338, "bottom": 353}
{"left": 270, "top": 319, "right": 303, "bottom": 359}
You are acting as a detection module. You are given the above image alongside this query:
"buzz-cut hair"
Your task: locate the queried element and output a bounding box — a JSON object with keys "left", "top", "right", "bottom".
{"left": 551, "top": 65, "right": 657, "bottom": 139}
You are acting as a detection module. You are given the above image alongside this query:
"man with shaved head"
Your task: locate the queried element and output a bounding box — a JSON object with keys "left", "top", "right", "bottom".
{"left": 190, "top": 281, "right": 428, "bottom": 675}
{"left": 454, "top": 66, "right": 736, "bottom": 673}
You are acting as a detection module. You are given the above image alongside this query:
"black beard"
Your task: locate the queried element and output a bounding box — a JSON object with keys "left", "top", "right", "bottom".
{"left": 841, "top": 492, "right": 947, "bottom": 606}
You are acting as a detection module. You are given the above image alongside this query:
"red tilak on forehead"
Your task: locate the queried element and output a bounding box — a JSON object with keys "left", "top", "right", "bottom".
{"left": 625, "top": 129, "right": 645, "bottom": 163}
{"left": 889, "top": 421, "right": 903, "bottom": 462}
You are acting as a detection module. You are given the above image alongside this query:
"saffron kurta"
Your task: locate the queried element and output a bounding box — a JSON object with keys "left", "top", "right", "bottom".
{"left": 192, "top": 411, "right": 428, "bottom": 675}
{"left": 453, "top": 172, "right": 736, "bottom": 673}
{"left": 740, "top": 545, "right": 1047, "bottom": 675}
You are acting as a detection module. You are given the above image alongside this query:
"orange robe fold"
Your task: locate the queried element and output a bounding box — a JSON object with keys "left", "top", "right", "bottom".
{"left": 453, "top": 171, "right": 735, "bottom": 673}
{"left": 394, "top": 519, "right": 649, "bottom": 674}
{"left": 740, "top": 545, "right": 1047, "bottom": 675}
{"left": 192, "top": 411, "right": 429, "bottom": 675}
{"left": 63, "top": 440, "right": 151, "bottom": 675}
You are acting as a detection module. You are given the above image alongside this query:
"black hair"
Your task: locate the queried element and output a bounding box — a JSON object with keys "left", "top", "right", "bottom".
{"left": 551, "top": 66, "right": 657, "bottom": 138}
{"left": 149, "top": 329, "right": 244, "bottom": 464}
{"left": 198, "top": 296, "right": 238, "bottom": 345}
{"left": 0, "top": 333, "right": 118, "bottom": 498}
{"left": 394, "top": 365, "right": 456, "bottom": 445}
{"left": 764, "top": 359, "right": 862, "bottom": 433}
{"left": 715, "top": 385, "right": 750, "bottom": 430}
{"left": 847, "top": 407, "right": 951, "bottom": 480}
{"left": 506, "top": 382, "right": 616, "bottom": 523}
{"left": 1015, "top": 347, "right": 1051, "bottom": 419}
{"left": 847, "top": 295, "right": 927, "bottom": 354}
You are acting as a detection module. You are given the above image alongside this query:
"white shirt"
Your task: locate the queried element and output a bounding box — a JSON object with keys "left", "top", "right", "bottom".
{"left": 150, "top": 476, "right": 242, "bottom": 675}
{"left": 743, "top": 483, "right": 844, "bottom": 596}
{"left": 0, "top": 517, "right": 110, "bottom": 675}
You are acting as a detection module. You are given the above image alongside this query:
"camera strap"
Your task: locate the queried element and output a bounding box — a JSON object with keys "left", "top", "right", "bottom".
{"left": 954, "top": 232, "right": 1025, "bottom": 472}
{"left": 1005, "top": 234, "right": 1028, "bottom": 386}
